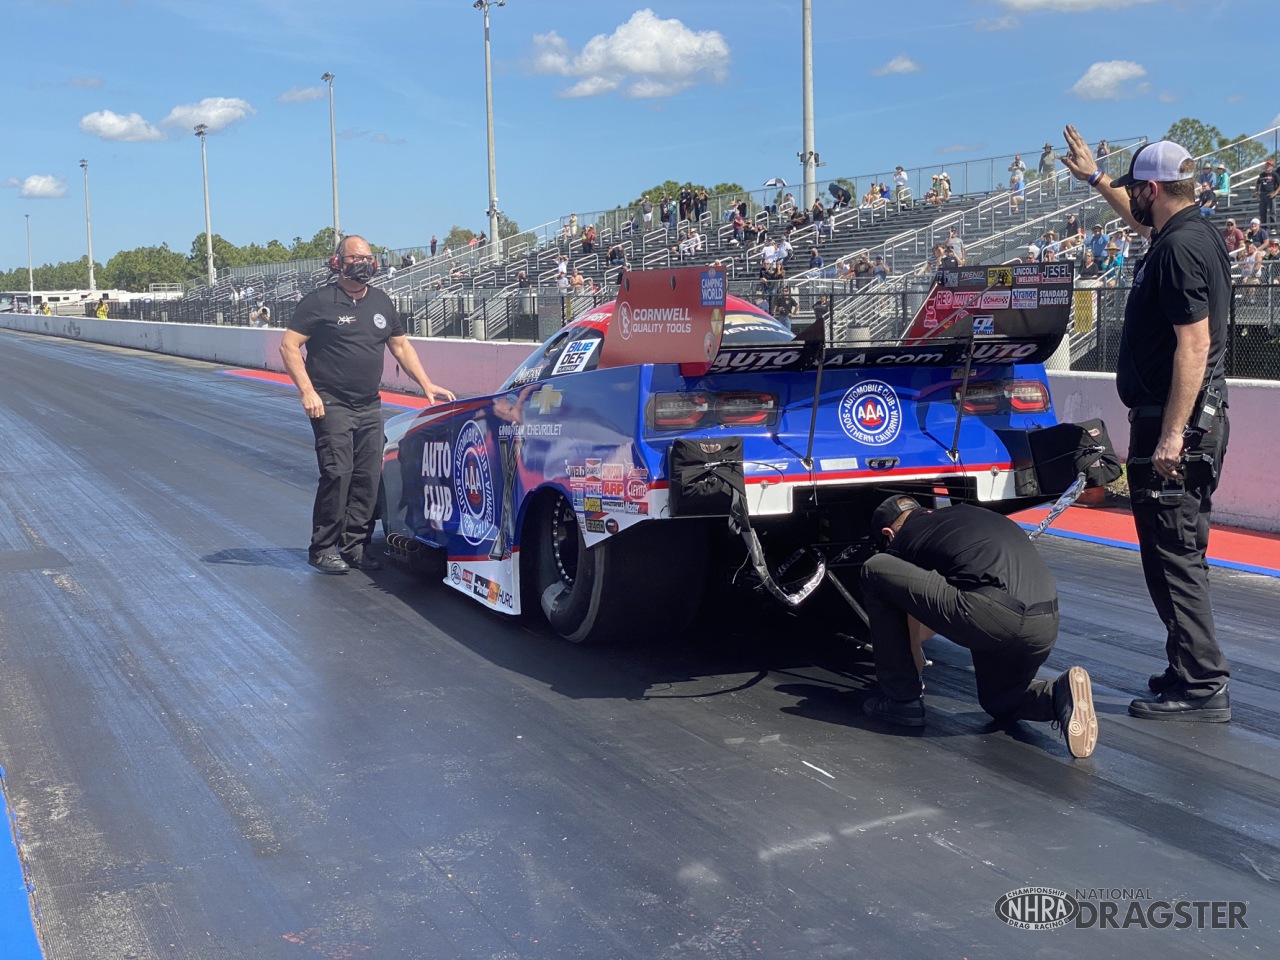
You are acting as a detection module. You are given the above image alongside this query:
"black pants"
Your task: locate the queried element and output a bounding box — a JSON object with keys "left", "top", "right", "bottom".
{"left": 308, "top": 399, "right": 383, "bottom": 559}
{"left": 1127, "top": 409, "right": 1231, "bottom": 697}
{"left": 861, "top": 554, "right": 1059, "bottom": 721}
{"left": 1260, "top": 195, "right": 1275, "bottom": 227}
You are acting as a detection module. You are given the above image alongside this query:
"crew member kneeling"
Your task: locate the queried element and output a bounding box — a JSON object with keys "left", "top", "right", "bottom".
{"left": 860, "top": 496, "right": 1098, "bottom": 759}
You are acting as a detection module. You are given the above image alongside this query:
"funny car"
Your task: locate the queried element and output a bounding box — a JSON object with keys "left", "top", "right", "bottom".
{"left": 379, "top": 265, "right": 1097, "bottom": 644}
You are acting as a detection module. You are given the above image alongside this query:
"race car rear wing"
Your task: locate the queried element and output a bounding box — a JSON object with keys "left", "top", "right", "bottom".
{"left": 709, "top": 261, "right": 1074, "bottom": 374}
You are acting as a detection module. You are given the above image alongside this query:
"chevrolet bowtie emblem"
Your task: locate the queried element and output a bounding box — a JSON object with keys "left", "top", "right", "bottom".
{"left": 529, "top": 384, "right": 563, "bottom": 415}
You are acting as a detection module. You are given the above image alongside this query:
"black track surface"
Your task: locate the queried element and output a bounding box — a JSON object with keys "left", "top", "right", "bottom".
{"left": 0, "top": 329, "right": 1277, "bottom": 959}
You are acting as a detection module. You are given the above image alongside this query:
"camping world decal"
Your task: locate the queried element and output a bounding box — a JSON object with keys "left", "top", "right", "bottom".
{"left": 838, "top": 380, "right": 902, "bottom": 446}
{"left": 453, "top": 420, "right": 497, "bottom": 546}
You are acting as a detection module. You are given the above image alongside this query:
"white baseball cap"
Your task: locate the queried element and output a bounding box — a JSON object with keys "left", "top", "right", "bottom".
{"left": 1109, "top": 140, "right": 1195, "bottom": 188}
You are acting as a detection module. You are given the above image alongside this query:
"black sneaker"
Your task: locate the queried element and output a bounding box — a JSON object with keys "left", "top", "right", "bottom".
{"left": 342, "top": 550, "right": 383, "bottom": 571}
{"left": 1148, "top": 666, "right": 1178, "bottom": 694}
{"left": 862, "top": 694, "right": 926, "bottom": 728}
{"left": 308, "top": 553, "right": 350, "bottom": 575}
{"left": 1052, "top": 666, "right": 1098, "bottom": 759}
{"left": 1128, "top": 686, "right": 1230, "bottom": 722}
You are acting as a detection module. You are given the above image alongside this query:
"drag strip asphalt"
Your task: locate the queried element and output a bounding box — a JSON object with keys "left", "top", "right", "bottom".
{"left": 1, "top": 329, "right": 1277, "bottom": 959}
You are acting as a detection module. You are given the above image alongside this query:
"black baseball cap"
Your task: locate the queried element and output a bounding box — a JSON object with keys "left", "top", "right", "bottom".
{"left": 871, "top": 495, "right": 921, "bottom": 544}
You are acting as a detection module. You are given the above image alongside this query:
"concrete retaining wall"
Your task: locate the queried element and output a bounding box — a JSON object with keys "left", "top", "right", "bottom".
{"left": 3, "top": 312, "right": 1276, "bottom": 531}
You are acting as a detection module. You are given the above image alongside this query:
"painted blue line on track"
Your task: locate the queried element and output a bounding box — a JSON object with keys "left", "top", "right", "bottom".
{"left": 0, "top": 766, "right": 43, "bottom": 959}
{"left": 1017, "top": 523, "right": 1280, "bottom": 579}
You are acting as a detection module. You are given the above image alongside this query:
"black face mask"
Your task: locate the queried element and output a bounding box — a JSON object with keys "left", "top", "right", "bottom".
{"left": 342, "top": 258, "right": 377, "bottom": 283}
{"left": 1129, "top": 184, "right": 1154, "bottom": 228}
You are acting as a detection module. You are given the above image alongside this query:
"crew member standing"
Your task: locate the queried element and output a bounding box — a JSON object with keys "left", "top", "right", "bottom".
{"left": 860, "top": 497, "right": 1097, "bottom": 759}
{"left": 1062, "top": 128, "right": 1232, "bottom": 721}
{"left": 281, "top": 235, "right": 454, "bottom": 574}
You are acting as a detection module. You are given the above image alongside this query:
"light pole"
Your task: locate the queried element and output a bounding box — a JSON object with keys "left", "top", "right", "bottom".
{"left": 25, "top": 213, "right": 34, "bottom": 300}
{"left": 475, "top": 0, "right": 503, "bottom": 257}
{"left": 798, "top": 0, "right": 817, "bottom": 210}
{"left": 321, "top": 72, "right": 340, "bottom": 246}
{"left": 80, "top": 159, "right": 96, "bottom": 291}
{"left": 194, "top": 124, "right": 215, "bottom": 286}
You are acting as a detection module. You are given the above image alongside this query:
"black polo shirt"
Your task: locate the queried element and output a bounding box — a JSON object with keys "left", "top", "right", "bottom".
{"left": 1115, "top": 205, "right": 1231, "bottom": 408}
{"left": 288, "top": 283, "right": 404, "bottom": 406}
{"left": 888, "top": 504, "right": 1056, "bottom": 607}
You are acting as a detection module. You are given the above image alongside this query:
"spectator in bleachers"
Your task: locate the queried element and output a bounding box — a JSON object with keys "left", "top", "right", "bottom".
{"left": 761, "top": 236, "right": 780, "bottom": 267}
{"left": 1063, "top": 213, "right": 1082, "bottom": 238}
{"left": 818, "top": 216, "right": 833, "bottom": 242}
{"left": 928, "top": 243, "right": 947, "bottom": 273}
{"left": 789, "top": 207, "right": 809, "bottom": 230}
{"left": 1222, "top": 218, "right": 1245, "bottom": 256}
{"left": 641, "top": 196, "right": 653, "bottom": 227}
{"left": 430, "top": 236, "right": 438, "bottom": 256}
{"left": 879, "top": 182, "right": 892, "bottom": 200}
{"left": 1038, "top": 142, "right": 1058, "bottom": 181}
{"left": 250, "top": 297, "right": 271, "bottom": 328}
{"left": 853, "top": 252, "right": 874, "bottom": 288}
{"left": 1214, "top": 162, "right": 1231, "bottom": 194}
{"left": 556, "top": 254, "right": 569, "bottom": 277}
{"left": 1086, "top": 223, "right": 1108, "bottom": 261}
{"left": 894, "top": 165, "right": 909, "bottom": 202}
{"left": 861, "top": 185, "right": 880, "bottom": 208}
{"left": 812, "top": 294, "right": 832, "bottom": 331}
{"left": 809, "top": 246, "right": 824, "bottom": 270}
{"left": 743, "top": 219, "right": 765, "bottom": 246}
{"left": 1022, "top": 245, "right": 1040, "bottom": 264}
{"left": 1198, "top": 182, "right": 1218, "bottom": 218}
{"left": 1255, "top": 159, "right": 1278, "bottom": 226}
{"left": 873, "top": 255, "right": 891, "bottom": 283}
{"left": 1079, "top": 250, "right": 1102, "bottom": 281}
{"left": 1247, "top": 217, "right": 1268, "bottom": 247}
{"left": 1112, "top": 229, "right": 1131, "bottom": 259}
{"left": 778, "top": 235, "right": 794, "bottom": 264}
{"left": 516, "top": 271, "right": 531, "bottom": 289}
{"left": 940, "top": 245, "right": 961, "bottom": 271}
{"left": 1199, "top": 163, "right": 1215, "bottom": 188}
{"left": 1094, "top": 139, "right": 1110, "bottom": 176}
{"left": 581, "top": 224, "right": 597, "bottom": 255}
{"left": 946, "top": 226, "right": 965, "bottom": 264}
{"left": 660, "top": 195, "right": 671, "bottom": 226}
{"left": 1100, "top": 242, "right": 1124, "bottom": 284}
{"left": 1008, "top": 155, "right": 1026, "bottom": 211}
{"left": 569, "top": 213, "right": 579, "bottom": 238}
{"left": 772, "top": 285, "right": 798, "bottom": 322}
{"left": 731, "top": 210, "right": 745, "bottom": 245}
{"left": 695, "top": 188, "right": 710, "bottom": 220}
{"left": 570, "top": 267, "right": 586, "bottom": 290}
{"left": 380, "top": 250, "right": 389, "bottom": 269}
{"left": 679, "top": 187, "right": 693, "bottom": 221}
{"left": 607, "top": 243, "right": 627, "bottom": 266}
{"left": 1239, "top": 239, "right": 1264, "bottom": 284}
{"left": 811, "top": 198, "right": 826, "bottom": 227}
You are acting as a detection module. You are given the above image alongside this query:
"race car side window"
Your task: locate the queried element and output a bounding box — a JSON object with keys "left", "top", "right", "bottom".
{"left": 500, "top": 326, "right": 604, "bottom": 390}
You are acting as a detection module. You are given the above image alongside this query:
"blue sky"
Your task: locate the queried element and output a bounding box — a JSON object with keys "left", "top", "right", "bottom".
{"left": 2, "top": 0, "right": 1268, "bottom": 273}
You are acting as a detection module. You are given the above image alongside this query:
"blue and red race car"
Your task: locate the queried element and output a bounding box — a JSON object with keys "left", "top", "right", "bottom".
{"left": 380, "top": 264, "right": 1097, "bottom": 643}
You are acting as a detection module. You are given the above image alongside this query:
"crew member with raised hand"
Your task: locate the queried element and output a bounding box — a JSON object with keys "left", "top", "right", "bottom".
{"left": 1061, "top": 126, "right": 1232, "bottom": 722}
{"left": 280, "top": 235, "right": 455, "bottom": 575}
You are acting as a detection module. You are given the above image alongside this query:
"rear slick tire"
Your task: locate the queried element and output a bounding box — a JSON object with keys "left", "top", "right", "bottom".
{"left": 533, "top": 496, "right": 706, "bottom": 644}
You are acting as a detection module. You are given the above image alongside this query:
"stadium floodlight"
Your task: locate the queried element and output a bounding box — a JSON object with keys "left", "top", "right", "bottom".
{"left": 322, "top": 72, "right": 340, "bottom": 246}
{"left": 194, "top": 124, "right": 215, "bottom": 286}
{"left": 80, "top": 159, "right": 96, "bottom": 291}
{"left": 474, "top": 0, "right": 503, "bottom": 258}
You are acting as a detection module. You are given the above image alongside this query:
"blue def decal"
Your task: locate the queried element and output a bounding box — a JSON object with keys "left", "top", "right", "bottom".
{"left": 700, "top": 270, "right": 726, "bottom": 306}
{"left": 453, "top": 420, "right": 497, "bottom": 545}
{"left": 838, "top": 380, "right": 902, "bottom": 446}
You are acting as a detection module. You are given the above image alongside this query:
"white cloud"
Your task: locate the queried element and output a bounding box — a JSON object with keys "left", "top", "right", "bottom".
{"left": 277, "top": 85, "right": 325, "bottom": 104}
{"left": 161, "top": 97, "right": 256, "bottom": 133}
{"left": 530, "top": 9, "right": 729, "bottom": 100}
{"left": 975, "top": 16, "right": 1018, "bottom": 30}
{"left": 998, "top": 0, "right": 1155, "bottom": 10}
{"left": 3, "top": 175, "right": 69, "bottom": 199}
{"left": 79, "top": 109, "right": 165, "bottom": 142}
{"left": 873, "top": 54, "right": 920, "bottom": 77}
{"left": 1068, "top": 61, "right": 1148, "bottom": 100}
{"left": 1158, "top": 91, "right": 1179, "bottom": 103}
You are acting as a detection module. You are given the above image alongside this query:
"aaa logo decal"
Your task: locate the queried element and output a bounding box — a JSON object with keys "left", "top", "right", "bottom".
{"left": 838, "top": 380, "right": 902, "bottom": 446}
{"left": 453, "top": 420, "right": 497, "bottom": 546}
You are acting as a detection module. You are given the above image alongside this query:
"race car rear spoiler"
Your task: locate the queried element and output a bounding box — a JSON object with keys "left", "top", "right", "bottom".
{"left": 710, "top": 262, "right": 1074, "bottom": 374}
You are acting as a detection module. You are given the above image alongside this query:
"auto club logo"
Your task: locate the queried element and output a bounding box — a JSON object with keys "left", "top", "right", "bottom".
{"left": 838, "top": 380, "right": 902, "bottom": 446}
{"left": 453, "top": 420, "right": 497, "bottom": 546}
